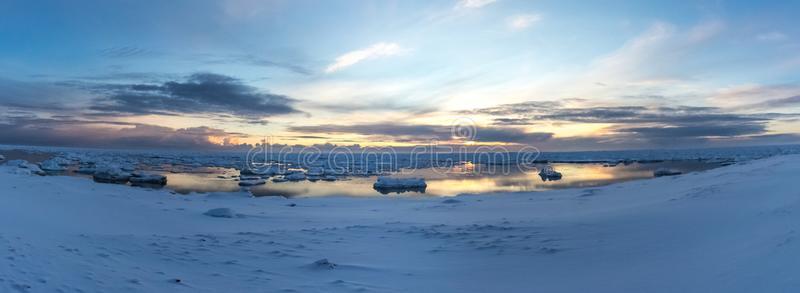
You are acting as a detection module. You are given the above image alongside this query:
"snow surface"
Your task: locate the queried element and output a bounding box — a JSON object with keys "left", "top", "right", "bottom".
{"left": 1, "top": 155, "right": 800, "bottom": 292}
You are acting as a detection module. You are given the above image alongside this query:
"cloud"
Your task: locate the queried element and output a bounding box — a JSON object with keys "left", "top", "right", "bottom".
{"left": 584, "top": 20, "right": 724, "bottom": 85}
{"left": 221, "top": 0, "right": 279, "bottom": 19}
{"left": 456, "top": 0, "right": 497, "bottom": 9}
{"left": 202, "top": 54, "right": 312, "bottom": 75}
{"left": 686, "top": 20, "right": 725, "bottom": 43}
{"left": 711, "top": 84, "right": 800, "bottom": 107}
{"left": 739, "top": 95, "right": 800, "bottom": 110}
{"left": 508, "top": 14, "right": 541, "bottom": 30}
{"left": 89, "top": 73, "right": 300, "bottom": 119}
{"left": 325, "top": 43, "right": 403, "bottom": 73}
{"left": 0, "top": 115, "right": 250, "bottom": 149}
{"left": 289, "top": 123, "right": 553, "bottom": 144}
{"left": 98, "top": 46, "right": 154, "bottom": 58}
{"left": 464, "top": 101, "right": 799, "bottom": 146}
{"left": 615, "top": 124, "right": 766, "bottom": 139}
{"left": 286, "top": 116, "right": 800, "bottom": 150}
{"left": 77, "top": 72, "right": 180, "bottom": 82}
{"left": 757, "top": 31, "right": 787, "bottom": 42}
{"left": 0, "top": 78, "right": 91, "bottom": 111}
{"left": 472, "top": 101, "right": 775, "bottom": 125}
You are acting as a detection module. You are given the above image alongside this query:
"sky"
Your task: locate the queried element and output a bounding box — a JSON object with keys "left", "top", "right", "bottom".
{"left": 1, "top": 0, "right": 800, "bottom": 151}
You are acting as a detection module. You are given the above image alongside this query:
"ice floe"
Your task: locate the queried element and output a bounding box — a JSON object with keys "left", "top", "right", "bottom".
{"left": 654, "top": 168, "right": 682, "bottom": 177}
{"left": 129, "top": 171, "right": 167, "bottom": 185}
{"left": 238, "top": 178, "right": 266, "bottom": 186}
{"left": 372, "top": 176, "right": 428, "bottom": 189}
{"left": 40, "top": 159, "right": 68, "bottom": 171}
{"left": 92, "top": 166, "right": 132, "bottom": 184}
{"left": 285, "top": 172, "right": 307, "bottom": 181}
{"left": 538, "top": 166, "right": 563, "bottom": 181}
{"left": 9, "top": 160, "right": 46, "bottom": 176}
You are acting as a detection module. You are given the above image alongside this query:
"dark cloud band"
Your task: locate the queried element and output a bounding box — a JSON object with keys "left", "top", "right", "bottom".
{"left": 90, "top": 73, "right": 300, "bottom": 119}
{"left": 289, "top": 123, "right": 553, "bottom": 144}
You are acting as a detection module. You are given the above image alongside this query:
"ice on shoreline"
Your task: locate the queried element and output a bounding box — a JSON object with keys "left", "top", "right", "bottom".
{"left": 92, "top": 166, "right": 132, "bottom": 184}
{"left": 6, "top": 159, "right": 46, "bottom": 176}
{"left": 373, "top": 176, "right": 427, "bottom": 189}
{"left": 40, "top": 158, "right": 68, "bottom": 171}
{"left": 654, "top": 168, "right": 682, "bottom": 177}
{"left": 1, "top": 150, "right": 800, "bottom": 292}
{"left": 129, "top": 171, "right": 167, "bottom": 185}
{"left": 238, "top": 178, "right": 266, "bottom": 186}
{"left": 285, "top": 172, "right": 307, "bottom": 181}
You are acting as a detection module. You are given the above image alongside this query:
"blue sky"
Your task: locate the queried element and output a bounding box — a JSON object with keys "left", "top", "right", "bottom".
{"left": 1, "top": 0, "right": 799, "bottom": 150}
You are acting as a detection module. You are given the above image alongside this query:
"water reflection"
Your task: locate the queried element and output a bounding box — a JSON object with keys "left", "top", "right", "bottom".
{"left": 155, "top": 161, "right": 719, "bottom": 197}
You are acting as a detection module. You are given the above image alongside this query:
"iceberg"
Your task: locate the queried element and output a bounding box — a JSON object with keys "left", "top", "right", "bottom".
{"left": 92, "top": 166, "right": 132, "bottom": 184}
{"left": 76, "top": 166, "right": 97, "bottom": 174}
{"left": 654, "top": 168, "right": 682, "bottom": 177}
{"left": 40, "top": 159, "right": 68, "bottom": 171}
{"left": 538, "top": 166, "right": 563, "bottom": 181}
{"left": 9, "top": 160, "right": 45, "bottom": 176}
{"left": 306, "top": 167, "right": 324, "bottom": 176}
{"left": 373, "top": 176, "right": 427, "bottom": 189}
{"left": 241, "top": 165, "right": 285, "bottom": 176}
{"left": 285, "top": 172, "right": 307, "bottom": 181}
{"left": 129, "top": 171, "right": 167, "bottom": 185}
{"left": 238, "top": 179, "right": 266, "bottom": 186}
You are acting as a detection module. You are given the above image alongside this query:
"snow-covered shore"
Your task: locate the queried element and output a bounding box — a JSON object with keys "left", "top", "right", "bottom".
{"left": 1, "top": 155, "right": 799, "bottom": 292}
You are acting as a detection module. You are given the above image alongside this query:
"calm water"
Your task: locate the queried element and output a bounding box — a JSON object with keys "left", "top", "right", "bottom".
{"left": 160, "top": 161, "right": 721, "bottom": 197}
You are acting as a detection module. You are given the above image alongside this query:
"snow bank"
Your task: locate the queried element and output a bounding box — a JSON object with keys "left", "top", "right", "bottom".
{"left": 203, "top": 208, "right": 236, "bottom": 218}
{"left": 2, "top": 155, "right": 800, "bottom": 292}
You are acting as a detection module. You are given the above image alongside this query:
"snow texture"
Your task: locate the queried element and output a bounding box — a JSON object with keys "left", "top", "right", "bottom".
{"left": 203, "top": 208, "right": 237, "bottom": 218}
{"left": 1, "top": 153, "right": 800, "bottom": 292}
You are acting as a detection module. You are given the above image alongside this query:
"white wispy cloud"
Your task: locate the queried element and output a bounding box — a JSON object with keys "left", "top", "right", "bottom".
{"left": 686, "top": 20, "right": 725, "bottom": 42}
{"left": 456, "top": 0, "right": 497, "bottom": 9}
{"left": 711, "top": 84, "right": 800, "bottom": 108}
{"left": 508, "top": 14, "right": 542, "bottom": 30}
{"left": 325, "top": 42, "right": 403, "bottom": 73}
{"left": 587, "top": 20, "right": 726, "bottom": 84}
{"left": 757, "top": 31, "right": 787, "bottom": 41}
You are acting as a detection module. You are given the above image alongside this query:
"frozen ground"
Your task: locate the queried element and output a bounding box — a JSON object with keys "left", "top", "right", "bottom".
{"left": 1, "top": 154, "right": 800, "bottom": 292}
